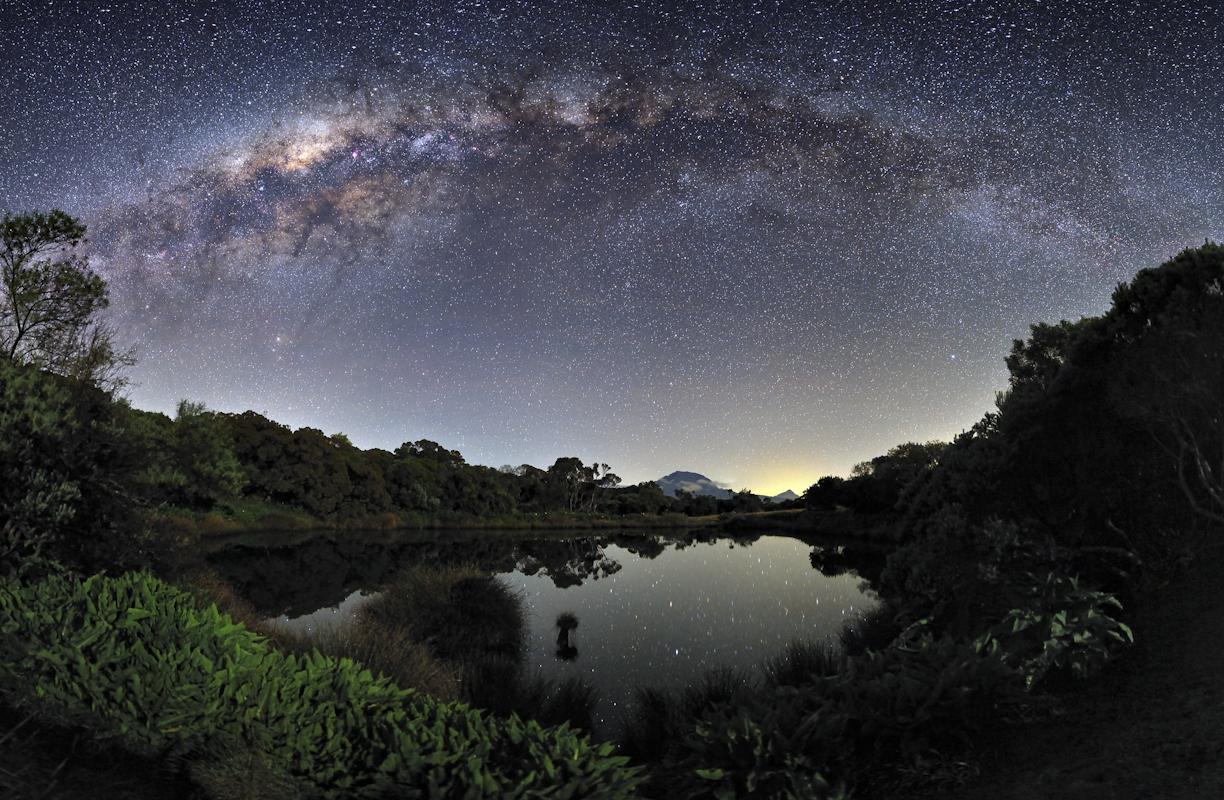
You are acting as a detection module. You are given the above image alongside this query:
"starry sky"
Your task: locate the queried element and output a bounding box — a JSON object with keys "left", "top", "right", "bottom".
{"left": 2, "top": 0, "right": 1221, "bottom": 494}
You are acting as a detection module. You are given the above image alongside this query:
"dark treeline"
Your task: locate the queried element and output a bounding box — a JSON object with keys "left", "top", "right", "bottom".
{"left": 4, "top": 365, "right": 717, "bottom": 570}
{"left": 133, "top": 404, "right": 645, "bottom": 519}
{"left": 122, "top": 400, "right": 781, "bottom": 526}
{"left": 0, "top": 211, "right": 777, "bottom": 580}
{"left": 799, "top": 243, "right": 1224, "bottom": 608}
{"left": 804, "top": 243, "right": 1224, "bottom": 558}
{"left": 803, "top": 441, "right": 946, "bottom": 517}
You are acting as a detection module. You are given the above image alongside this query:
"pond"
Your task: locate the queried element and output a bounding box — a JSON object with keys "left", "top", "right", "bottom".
{"left": 207, "top": 529, "right": 880, "bottom": 734}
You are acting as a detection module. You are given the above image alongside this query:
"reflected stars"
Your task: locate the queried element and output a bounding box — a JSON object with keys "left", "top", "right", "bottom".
{"left": 498, "top": 534, "right": 879, "bottom": 734}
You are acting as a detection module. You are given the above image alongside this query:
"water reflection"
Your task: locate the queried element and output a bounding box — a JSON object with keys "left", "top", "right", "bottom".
{"left": 501, "top": 536, "right": 877, "bottom": 730}
{"left": 208, "top": 529, "right": 856, "bottom": 618}
{"left": 208, "top": 529, "right": 881, "bottom": 733}
{"left": 555, "top": 612, "right": 580, "bottom": 661}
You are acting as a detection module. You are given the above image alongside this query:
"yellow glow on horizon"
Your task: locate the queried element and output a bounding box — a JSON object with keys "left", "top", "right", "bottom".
{"left": 735, "top": 462, "right": 829, "bottom": 498}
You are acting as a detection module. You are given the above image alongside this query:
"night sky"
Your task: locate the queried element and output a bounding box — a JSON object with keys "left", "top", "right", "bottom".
{"left": 2, "top": 1, "right": 1221, "bottom": 494}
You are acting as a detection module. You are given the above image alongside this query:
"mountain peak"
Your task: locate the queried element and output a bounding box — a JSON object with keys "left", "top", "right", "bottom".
{"left": 656, "top": 471, "right": 733, "bottom": 499}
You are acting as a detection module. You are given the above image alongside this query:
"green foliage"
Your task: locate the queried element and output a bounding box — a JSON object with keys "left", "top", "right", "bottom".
{"left": 976, "top": 572, "right": 1134, "bottom": 689}
{"left": 225, "top": 412, "right": 358, "bottom": 516}
{"left": 880, "top": 511, "right": 1038, "bottom": 630}
{"left": 169, "top": 401, "right": 245, "bottom": 507}
{"left": 824, "top": 634, "right": 1022, "bottom": 764}
{"left": 599, "top": 482, "right": 671, "bottom": 515}
{"left": 729, "top": 489, "right": 765, "bottom": 514}
{"left": 128, "top": 402, "right": 245, "bottom": 510}
{"left": 201, "top": 410, "right": 662, "bottom": 522}
{"left": 684, "top": 705, "right": 846, "bottom": 800}
{"left": 0, "top": 362, "right": 143, "bottom": 576}
{"left": 363, "top": 566, "right": 524, "bottom": 667}
{"left": 757, "top": 249, "right": 1224, "bottom": 794}
{"left": 761, "top": 641, "right": 843, "bottom": 689}
{"left": 0, "top": 571, "right": 642, "bottom": 799}
{"left": 670, "top": 489, "right": 721, "bottom": 516}
{"left": 359, "top": 566, "right": 599, "bottom": 732}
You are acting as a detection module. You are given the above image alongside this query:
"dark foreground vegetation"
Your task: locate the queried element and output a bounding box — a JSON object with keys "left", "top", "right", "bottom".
{"left": 2, "top": 209, "right": 1223, "bottom": 798}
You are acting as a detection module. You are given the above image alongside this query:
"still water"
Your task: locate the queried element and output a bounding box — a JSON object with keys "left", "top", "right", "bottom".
{"left": 208, "top": 529, "right": 878, "bottom": 732}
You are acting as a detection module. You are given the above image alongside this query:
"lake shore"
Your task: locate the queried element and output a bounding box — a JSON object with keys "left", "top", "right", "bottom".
{"left": 148, "top": 501, "right": 723, "bottom": 541}
{"left": 151, "top": 501, "right": 905, "bottom": 548}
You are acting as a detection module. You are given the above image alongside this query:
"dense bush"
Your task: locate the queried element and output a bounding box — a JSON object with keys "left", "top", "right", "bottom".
{"left": 804, "top": 442, "right": 945, "bottom": 516}
{"left": 682, "top": 703, "right": 846, "bottom": 800}
{"left": 0, "top": 571, "right": 641, "bottom": 799}
{"left": 879, "top": 511, "right": 1056, "bottom": 630}
{"left": 623, "top": 561, "right": 1133, "bottom": 796}
{"left": 0, "top": 362, "right": 144, "bottom": 575}
{"left": 623, "top": 633, "right": 1025, "bottom": 798}
{"left": 126, "top": 401, "right": 246, "bottom": 511}
{"left": 976, "top": 572, "right": 1134, "bottom": 690}
{"left": 902, "top": 244, "right": 1224, "bottom": 554}
{"left": 214, "top": 414, "right": 650, "bottom": 522}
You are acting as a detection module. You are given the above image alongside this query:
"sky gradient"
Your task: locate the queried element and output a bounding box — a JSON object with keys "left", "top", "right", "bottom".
{"left": 2, "top": 0, "right": 1221, "bottom": 494}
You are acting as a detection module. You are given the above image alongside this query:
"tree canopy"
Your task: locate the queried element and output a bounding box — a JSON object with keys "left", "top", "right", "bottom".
{"left": 0, "top": 210, "right": 131, "bottom": 389}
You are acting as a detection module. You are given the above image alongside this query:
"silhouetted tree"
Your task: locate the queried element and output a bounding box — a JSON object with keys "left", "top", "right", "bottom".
{"left": 0, "top": 210, "right": 132, "bottom": 389}
{"left": 730, "top": 488, "right": 765, "bottom": 513}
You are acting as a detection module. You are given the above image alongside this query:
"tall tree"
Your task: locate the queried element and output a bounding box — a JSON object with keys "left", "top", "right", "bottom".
{"left": 0, "top": 209, "right": 131, "bottom": 389}
{"left": 586, "top": 462, "right": 621, "bottom": 511}
{"left": 170, "top": 401, "right": 246, "bottom": 508}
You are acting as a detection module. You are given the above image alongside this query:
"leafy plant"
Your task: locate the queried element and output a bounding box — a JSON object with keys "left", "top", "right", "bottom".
{"left": 0, "top": 362, "right": 145, "bottom": 576}
{"left": 975, "top": 572, "right": 1134, "bottom": 689}
{"left": 0, "top": 571, "right": 641, "bottom": 798}
{"left": 684, "top": 703, "right": 846, "bottom": 800}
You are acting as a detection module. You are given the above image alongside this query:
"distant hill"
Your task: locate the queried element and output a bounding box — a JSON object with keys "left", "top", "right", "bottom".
{"left": 656, "top": 472, "right": 799, "bottom": 503}
{"left": 655, "top": 471, "right": 733, "bottom": 499}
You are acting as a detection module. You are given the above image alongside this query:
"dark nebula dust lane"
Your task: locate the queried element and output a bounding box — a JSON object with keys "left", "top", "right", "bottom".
{"left": 2, "top": 0, "right": 1221, "bottom": 492}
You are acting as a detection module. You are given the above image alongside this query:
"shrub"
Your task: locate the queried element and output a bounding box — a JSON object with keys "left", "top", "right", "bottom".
{"left": 362, "top": 565, "right": 524, "bottom": 665}
{"left": 762, "top": 640, "right": 843, "bottom": 688}
{"left": 183, "top": 567, "right": 463, "bottom": 704}
{"left": 880, "top": 510, "right": 1064, "bottom": 634}
{"left": 838, "top": 604, "right": 902, "bottom": 656}
{"left": 497, "top": 673, "right": 601, "bottom": 733}
{"left": 0, "top": 572, "right": 641, "bottom": 798}
{"left": 279, "top": 619, "right": 463, "bottom": 703}
{"left": 975, "top": 572, "right": 1134, "bottom": 689}
{"left": 625, "top": 634, "right": 1024, "bottom": 797}
{"left": 682, "top": 703, "right": 846, "bottom": 800}
{"left": 823, "top": 634, "right": 1023, "bottom": 767}
{"left": 618, "top": 667, "right": 756, "bottom": 770}
{"left": 360, "top": 565, "right": 552, "bottom": 718}
{"left": 0, "top": 363, "right": 144, "bottom": 576}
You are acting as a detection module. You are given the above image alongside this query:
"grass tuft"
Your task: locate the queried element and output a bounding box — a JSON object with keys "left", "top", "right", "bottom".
{"left": 763, "top": 639, "right": 844, "bottom": 688}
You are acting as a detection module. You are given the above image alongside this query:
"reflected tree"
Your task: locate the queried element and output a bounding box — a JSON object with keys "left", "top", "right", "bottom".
{"left": 555, "top": 611, "right": 579, "bottom": 661}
